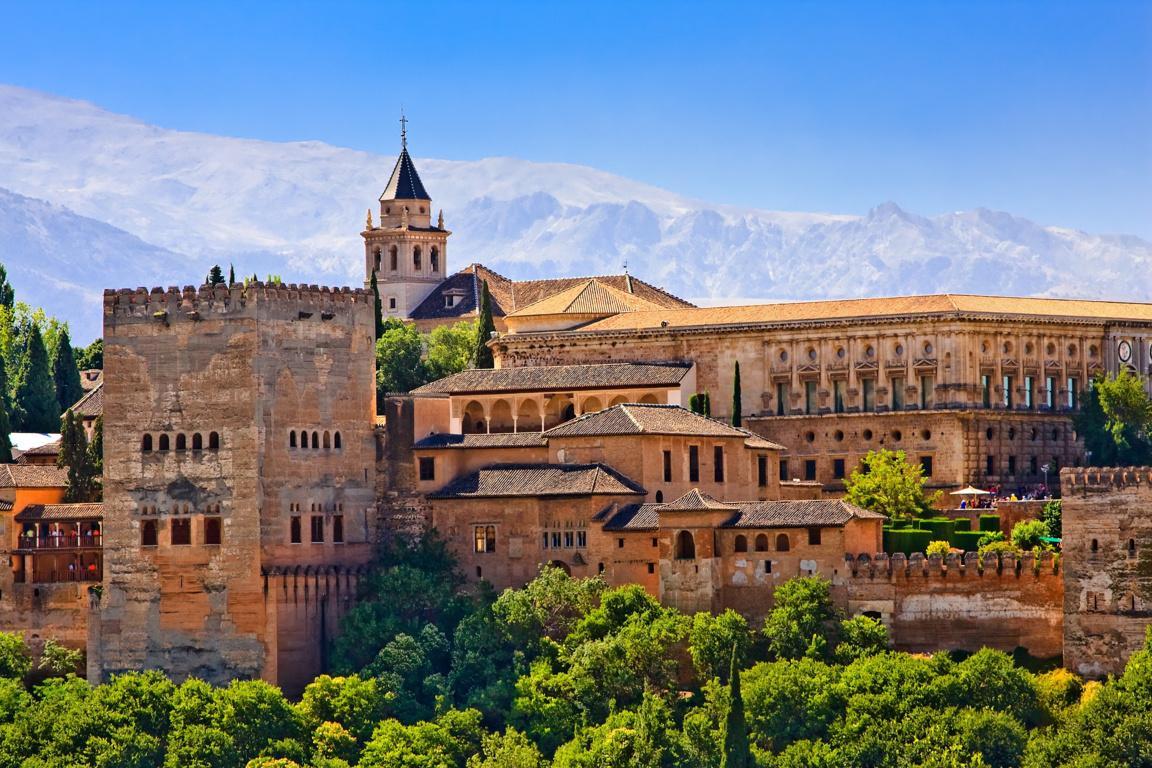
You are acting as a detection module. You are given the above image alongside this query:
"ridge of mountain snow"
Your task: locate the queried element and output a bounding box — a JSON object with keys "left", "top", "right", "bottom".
{"left": 0, "top": 83, "right": 1149, "bottom": 343}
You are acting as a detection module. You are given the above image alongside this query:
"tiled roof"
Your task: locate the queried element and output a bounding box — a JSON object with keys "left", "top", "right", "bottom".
{"left": 601, "top": 502, "right": 662, "bottom": 531}
{"left": 412, "top": 361, "right": 693, "bottom": 395}
{"left": 18, "top": 441, "right": 60, "bottom": 457}
{"left": 0, "top": 465, "right": 68, "bottom": 488}
{"left": 723, "top": 499, "right": 887, "bottom": 528}
{"left": 0, "top": 500, "right": 12, "bottom": 512}
{"left": 429, "top": 462, "right": 645, "bottom": 499}
{"left": 380, "top": 147, "right": 430, "bottom": 201}
{"left": 506, "top": 279, "right": 666, "bottom": 318}
{"left": 16, "top": 503, "right": 103, "bottom": 522}
{"left": 70, "top": 383, "right": 103, "bottom": 417}
{"left": 408, "top": 264, "right": 693, "bottom": 322}
{"left": 743, "top": 433, "right": 786, "bottom": 450}
{"left": 658, "top": 488, "right": 739, "bottom": 512}
{"left": 564, "top": 294, "right": 1152, "bottom": 334}
{"left": 413, "top": 432, "right": 548, "bottom": 449}
{"left": 544, "top": 403, "right": 750, "bottom": 439}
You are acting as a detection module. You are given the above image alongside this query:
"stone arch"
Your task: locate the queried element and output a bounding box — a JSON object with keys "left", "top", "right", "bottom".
{"left": 158, "top": 434, "right": 170, "bottom": 452}
{"left": 373, "top": 246, "right": 382, "bottom": 272}
{"left": 609, "top": 395, "right": 629, "bottom": 407}
{"left": 298, "top": 430, "right": 308, "bottom": 449}
{"left": 389, "top": 246, "right": 398, "bottom": 271}
{"left": 776, "top": 533, "right": 791, "bottom": 552}
{"left": 192, "top": 433, "right": 203, "bottom": 451}
{"left": 209, "top": 432, "right": 220, "bottom": 450}
{"left": 489, "top": 399, "right": 514, "bottom": 433}
{"left": 638, "top": 392, "right": 659, "bottom": 404}
{"left": 675, "top": 530, "right": 696, "bottom": 560}
{"left": 175, "top": 434, "right": 187, "bottom": 451}
{"left": 463, "top": 400, "right": 486, "bottom": 434}
{"left": 142, "top": 434, "right": 153, "bottom": 452}
{"left": 734, "top": 534, "right": 748, "bottom": 553}
{"left": 561, "top": 403, "right": 576, "bottom": 422}
{"left": 430, "top": 245, "right": 440, "bottom": 273}
{"left": 547, "top": 560, "right": 571, "bottom": 576}
{"left": 755, "top": 533, "right": 768, "bottom": 552}
{"left": 289, "top": 431, "right": 297, "bottom": 449}
{"left": 413, "top": 245, "right": 422, "bottom": 270}
{"left": 334, "top": 432, "right": 342, "bottom": 450}
{"left": 581, "top": 396, "right": 603, "bottom": 414}
{"left": 655, "top": 490, "right": 664, "bottom": 503}
{"left": 323, "top": 431, "right": 331, "bottom": 449}
{"left": 311, "top": 431, "right": 320, "bottom": 449}
{"left": 517, "top": 399, "right": 541, "bottom": 431}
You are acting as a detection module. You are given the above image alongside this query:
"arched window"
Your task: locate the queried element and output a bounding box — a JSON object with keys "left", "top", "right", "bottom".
{"left": 323, "top": 431, "right": 331, "bottom": 450}
{"left": 755, "top": 534, "right": 768, "bottom": 552}
{"left": 373, "top": 247, "right": 382, "bottom": 272}
{"left": 1128, "top": 538, "right": 1136, "bottom": 556}
{"left": 776, "top": 533, "right": 791, "bottom": 552}
{"left": 333, "top": 432, "right": 341, "bottom": 450}
{"left": 289, "top": 431, "right": 297, "bottom": 449}
{"left": 561, "top": 403, "right": 576, "bottom": 422}
{"left": 208, "top": 432, "right": 220, "bottom": 450}
{"left": 290, "top": 516, "right": 301, "bottom": 544}
{"left": 299, "top": 430, "right": 308, "bottom": 449}
{"left": 430, "top": 246, "right": 440, "bottom": 272}
{"left": 734, "top": 535, "right": 748, "bottom": 553}
{"left": 311, "top": 431, "right": 319, "bottom": 449}
{"left": 158, "top": 434, "right": 170, "bottom": 452}
{"left": 413, "top": 246, "right": 422, "bottom": 270}
{"left": 175, "top": 434, "right": 187, "bottom": 451}
{"left": 1091, "top": 538, "right": 1099, "bottom": 553}
{"left": 675, "top": 530, "right": 696, "bottom": 560}
{"left": 655, "top": 491, "right": 663, "bottom": 503}
{"left": 142, "top": 435, "right": 153, "bottom": 452}
{"left": 389, "top": 246, "right": 398, "bottom": 271}
{"left": 192, "top": 433, "right": 203, "bottom": 451}
{"left": 141, "top": 520, "right": 158, "bottom": 547}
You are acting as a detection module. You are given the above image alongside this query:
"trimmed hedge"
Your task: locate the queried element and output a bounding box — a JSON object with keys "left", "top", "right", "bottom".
{"left": 951, "top": 530, "right": 987, "bottom": 552}
{"left": 886, "top": 528, "right": 933, "bottom": 554}
{"left": 952, "top": 518, "right": 972, "bottom": 532}
{"left": 979, "top": 514, "right": 1001, "bottom": 532}
{"left": 920, "top": 518, "right": 956, "bottom": 540}
{"left": 890, "top": 519, "right": 914, "bottom": 530}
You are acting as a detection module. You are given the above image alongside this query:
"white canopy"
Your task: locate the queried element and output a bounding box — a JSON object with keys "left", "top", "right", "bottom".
{"left": 950, "top": 485, "right": 991, "bottom": 496}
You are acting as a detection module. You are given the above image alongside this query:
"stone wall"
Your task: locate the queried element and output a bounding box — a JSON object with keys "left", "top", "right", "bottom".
{"left": 1062, "top": 467, "right": 1152, "bottom": 677}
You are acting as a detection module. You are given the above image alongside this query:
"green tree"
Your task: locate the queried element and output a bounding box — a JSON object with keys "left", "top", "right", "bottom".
{"left": 51, "top": 328, "right": 84, "bottom": 412}
{"left": 742, "top": 658, "right": 844, "bottom": 752}
{"left": 762, "top": 577, "right": 836, "bottom": 660}
{"left": 376, "top": 320, "right": 427, "bottom": 394}
{"left": 207, "top": 265, "right": 226, "bottom": 285}
{"left": 467, "top": 727, "right": 545, "bottom": 768}
{"left": 0, "top": 264, "right": 14, "bottom": 309}
{"left": 297, "top": 674, "right": 394, "bottom": 748}
{"left": 689, "top": 609, "right": 752, "bottom": 683}
{"left": 87, "top": 415, "right": 103, "bottom": 495}
{"left": 833, "top": 615, "right": 889, "bottom": 664}
{"left": 228, "top": 264, "right": 235, "bottom": 285}
{"left": 845, "top": 449, "right": 941, "bottom": 519}
{"left": 0, "top": 632, "right": 31, "bottom": 680}
{"left": 12, "top": 323, "right": 60, "bottom": 431}
{"left": 1075, "top": 371, "right": 1152, "bottom": 466}
{"left": 371, "top": 271, "right": 385, "bottom": 340}
{"left": 0, "top": 357, "right": 12, "bottom": 463}
{"left": 426, "top": 320, "right": 478, "bottom": 381}
{"left": 58, "top": 410, "right": 97, "bottom": 502}
{"left": 75, "top": 338, "right": 103, "bottom": 370}
{"left": 473, "top": 280, "right": 496, "bottom": 369}
{"left": 731, "top": 361, "right": 742, "bottom": 428}
{"left": 1040, "top": 499, "right": 1061, "bottom": 540}
{"left": 1010, "top": 519, "right": 1050, "bottom": 551}
{"left": 721, "top": 648, "right": 752, "bottom": 768}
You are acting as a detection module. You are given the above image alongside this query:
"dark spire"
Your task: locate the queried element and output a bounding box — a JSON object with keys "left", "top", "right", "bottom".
{"left": 380, "top": 112, "right": 430, "bottom": 201}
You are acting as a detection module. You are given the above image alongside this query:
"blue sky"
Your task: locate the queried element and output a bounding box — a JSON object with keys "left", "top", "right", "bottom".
{"left": 1, "top": 0, "right": 1149, "bottom": 236}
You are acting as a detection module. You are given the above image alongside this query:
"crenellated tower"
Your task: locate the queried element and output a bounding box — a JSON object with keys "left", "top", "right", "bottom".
{"left": 362, "top": 116, "right": 451, "bottom": 319}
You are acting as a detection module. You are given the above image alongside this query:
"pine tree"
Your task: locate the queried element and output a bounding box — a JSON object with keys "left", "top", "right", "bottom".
{"left": 51, "top": 328, "right": 84, "bottom": 413}
{"left": 207, "top": 265, "right": 225, "bottom": 285}
{"left": 87, "top": 416, "right": 103, "bottom": 500}
{"left": 689, "top": 394, "right": 702, "bottom": 415}
{"left": 228, "top": 263, "right": 236, "bottom": 285}
{"left": 701, "top": 392, "right": 712, "bottom": 417}
{"left": 731, "top": 361, "right": 743, "bottom": 428}
{"left": 473, "top": 280, "right": 496, "bottom": 369}
{"left": 721, "top": 644, "right": 751, "bottom": 768}
{"left": 370, "top": 270, "right": 385, "bottom": 340}
{"left": 58, "top": 411, "right": 96, "bottom": 502}
{"left": 13, "top": 324, "right": 59, "bottom": 432}
{"left": 0, "top": 263, "right": 14, "bottom": 309}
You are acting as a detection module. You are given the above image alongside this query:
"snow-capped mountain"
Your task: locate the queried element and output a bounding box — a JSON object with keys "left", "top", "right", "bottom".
{"left": 0, "top": 83, "right": 1149, "bottom": 341}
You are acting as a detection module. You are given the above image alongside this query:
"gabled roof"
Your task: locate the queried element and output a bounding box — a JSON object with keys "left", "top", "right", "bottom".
{"left": 723, "top": 499, "right": 886, "bottom": 528}
{"left": 600, "top": 502, "right": 662, "bottom": 531}
{"left": 412, "top": 361, "right": 693, "bottom": 395}
{"left": 506, "top": 279, "right": 666, "bottom": 318}
{"left": 544, "top": 403, "right": 757, "bottom": 440}
{"left": 0, "top": 465, "right": 68, "bottom": 488}
{"left": 658, "top": 488, "right": 739, "bottom": 512}
{"left": 70, "top": 383, "right": 103, "bottom": 418}
{"left": 413, "top": 432, "right": 548, "bottom": 449}
{"left": 15, "top": 503, "right": 102, "bottom": 522}
{"left": 428, "top": 462, "right": 645, "bottom": 499}
{"left": 380, "top": 147, "right": 430, "bottom": 201}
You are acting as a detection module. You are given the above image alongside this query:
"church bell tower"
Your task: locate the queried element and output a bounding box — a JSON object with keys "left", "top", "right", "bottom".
{"left": 362, "top": 114, "right": 450, "bottom": 318}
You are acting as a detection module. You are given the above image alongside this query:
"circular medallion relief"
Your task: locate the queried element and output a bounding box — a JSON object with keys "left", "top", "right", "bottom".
{"left": 1119, "top": 340, "right": 1133, "bottom": 363}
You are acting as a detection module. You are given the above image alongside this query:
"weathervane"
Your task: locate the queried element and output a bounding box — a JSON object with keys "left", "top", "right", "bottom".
{"left": 400, "top": 109, "right": 408, "bottom": 150}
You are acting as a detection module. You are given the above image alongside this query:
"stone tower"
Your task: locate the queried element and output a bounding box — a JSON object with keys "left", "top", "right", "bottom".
{"left": 362, "top": 122, "right": 451, "bottom": 319}
{"left": 91, "top": 282, "right": 378, "bottom": 695}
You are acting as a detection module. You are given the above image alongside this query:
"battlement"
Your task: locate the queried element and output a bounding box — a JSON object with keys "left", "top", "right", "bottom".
{"left": 1060, "top": 466, "right": 1152, "bottom": 493}
{"left": 843, "top": 550, "right": 1060, "bottom": 580}
{"left": 103, "top": 282, "right": 373, "bottom": 323}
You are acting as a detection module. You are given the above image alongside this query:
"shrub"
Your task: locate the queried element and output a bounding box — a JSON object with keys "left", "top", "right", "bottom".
{"left": 1011, "top": 519, "right": 1050, "bottom": 551}
{"left": 925, "top": 540, "right": 951, "bottom": 558}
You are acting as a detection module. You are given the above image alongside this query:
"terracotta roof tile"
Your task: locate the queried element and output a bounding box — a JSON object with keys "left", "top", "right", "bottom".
{"left": 15, "top": 503, "right": 103, "bottom": 522}
{"left": 429, "top": 462, "right": 645, "bottom": 499}
{"left": 70, "top": 383, "right": 103, "bottom": 418}
{"left": 412, "top": 362, "right": 692, "bottom": 395}
{"left": 723, "top": 499, "right": 886, "bottom": 528}
{"left": 413, "top": 432, "right": 548, "bottom": 449}
{"left": 544, "top": 403, "right": 750, "bottom": 439}
{"left": 0, "top": 465, "right": 68, "bottom": 488}
{"left": 601, "top": 502, "right": 662, "bottom": 531}
{"left": 658, "top": 488, "right": 739, "bottom": 512}
{"left": 506, "top": 279, "right": 667, "bottom": 318}
{"left": 17, "top": 441, "right": 60, "bottom": 457}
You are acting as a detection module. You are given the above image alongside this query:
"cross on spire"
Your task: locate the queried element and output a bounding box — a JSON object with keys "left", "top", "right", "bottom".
{"left": 399, "top": 110, "right": 408, "bottom": 150}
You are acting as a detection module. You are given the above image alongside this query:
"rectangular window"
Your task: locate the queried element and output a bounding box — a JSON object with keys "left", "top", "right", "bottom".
{"left": 920, "top": 375, "right": 934, "bottom": 409}
{"left": 1067, "top": 376, "right": 1078, "bottom": 409}
{"left": 141, "top": 520, "right": 158, "bottom": 547}
{"left": 1003, "top": 375, "right": 1013, "bottom": 408}
{"left": 891, "top": 376, "right": 905, "bottom": 410}
{"left": 805, "top": 381, "right": 818, "bottom": 414}
{"left": 833, "top": 458, "right": 845, "bottom": 479}
{"left": 647, "top": 563, "right": 655, "bottom": 574}
{"left": 311, "top": 516, "right": 324, "bottom": 543}
{"left": 1045, "top": 376, "right": 1056, "bottom": 409}
{"left": 576, "top": 530, "right": 587, "bottom": 548}
{"left": 757, "top": 456, "right": 768, "bottom": 487}
{"left": 564, "top": 531, "right": 574, "bottom": 548}
{"left": 618, "top": 538, "right": 625, "bottom": 549}
{"left": 920, "top": 455, "right": 933, "bottom": 477}
{"left": 689, "top": 446, "right": 700, "bottom": 482}
{"left": 982, "top": 375, "right": 992, "bottom": 408}
{"left": 418, "top": 457, "right": 435, "bottom": 481}
{"left": 542, "top": 533, "right": 549, "bottom": 549}
{"left": 1029, "top": 456, "right": 1038, "bottom": 476}
{"left": 333, "top": 515, "right": 344, "bottom": 543}
{"left": 662, "top": 450, "right": 672, "bottom": 482}
{"left": 474, "top": 525, "right": 495, "bottom": 553}
{"left": 808, "top": 527, "right": 822, "bottom": 545}
{"left": 833, "top": 380, "right": 846, "bottom": 413}
{"left": 388, "top": 297, "right": 396, "bottom": 310}
{"left": 290, "top": 516, "right": 301, "bottom": 544}
{"left": 779, "top": 459, "right": 789, "bottom": 482}
{"left": 1024, "top": 376, "right": 1035, "bottom": 409}
{"left": 1008, "top": 456, "right": 1017, "bottom": 476}
{"left": 776, "top": 382, "right": 789, "bottom": 416}
{"left": 713, "top": 446, "right": 725, "bottom": 482}
{"left": 986, "top": 455, "right": 995, "bottom": 476}
{"left": 171, "top": 518, "right": 191, "bottom": 546}
{"left": 551, "top": 532, "right": 561, "bottom": 548}
{"left": 862, "top": 378, "right": 876, "bottom": 411}
{"left": 764, "top": 560, "right": 772, "bottom": 574}
{"left": 204, "top": 516, "right": 222, "bottom": 545}
{"left": 804, "top": 459, "right": 817, "bottom": 481}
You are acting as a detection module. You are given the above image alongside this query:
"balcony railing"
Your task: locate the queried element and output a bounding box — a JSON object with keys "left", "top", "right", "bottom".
{"left": 16, "top": 535, "right": 103, "bottom": 550}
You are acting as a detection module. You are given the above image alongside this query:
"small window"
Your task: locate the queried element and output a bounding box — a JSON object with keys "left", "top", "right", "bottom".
{"left": 833, "top": 459, "right": 845, "bottom": 479}
{"left": 141, "top": 520, "right": 158, "bottom": 547}
{"left": 758, "top": 456, "right": 768, "bottom": 487}
{"left": 808, "top": 527, "right": 822, "bottom": 546}
{"left": 290, "top": 432, "right": 297, "bottom": 448}
{"left": 755, "top": 533, "right": 768, "bottom": 552}
{"left": 298, "top": 430, "right": 307, "bottom": 449}
{"left": 576, "top": 530, "right": 586, "bottom": 548}
{"left": 333, "top": 515, "right": 344, "bottom": 544}
{"left": 418, "top": 457, "right": 435, "bottom": 481}
{"left": 413, "top": 246, "right": 422, "bottom": 270}
{"left": 598, "top": 563, "right": 605, "bottom": 573}
{"left": 986, "top": 455, "right": 995, "bottom": 476}
{"left": 323, "top": 431, "right": 331, "bottom": 450}
{"left": 311, "top": 516, "right": 324, "bottom": 543}
{"left": 192, "top": 433, "right": 203, "bottom": 451}
{"left": 430, "top": 246, "right": 440, "bottom": 272}
{"left": 1090, "top": 538, "right": 1098, "bottom": 553}
{"left": 175, "top": 434, "right": 187, "bottom": 451}
{"left": 476, "top": 566, "right": 483, "bottom": 579}
{"left": 647, "top": 562, "right": 655, "bottom": 574}
{"left": 734, "top": 535, "right": 748, "bottom": 553}
{"left": 689, "top": 446, "right": 700, "bottom": 482}
{"left": 142, "top": 435, "right": 153, "bottom": 452}
{"left": 290, "top": 516, "right": 301, "bottom": 544}
{"left": 675, "top": 530, "right": 696, "bottom": 560}
{"left": 764, "top": 560, "right": 772, "bottom": 574}
{"left": 551, "top": 532, "right": 561, "bottom": 549}
{"left": 804, "top": 459, "right": 817, "bottom": 481}
{"left": 171, "top": 519, "right": 191, "bottom": 546}
{"left": 1128, "top": 538, "right": 1136, "bottom": 556}
{"left": 389, "top": 297, "right": 397, "bottom": 310}
{"left": 334, "top": 432, "right": 341, "bottom": 450}
{"left": 208, "top": 432, "right": 220, "bottom": 450}
{"left": 655, "top": 490, "right": 664, "bottom": 503}
{"left": 564, "top": 531, "right": 574, "bottom": 548}
{"left": 618, "top": 538, "right": 625, "bottom": 549}
{"left": 714, "top": 446, "right": 725, "bottom": 482}
{"left": 776, "top": 533, "right": 790, "bottom": 552}
{"left": 474, "top": 525, "right": 496, "bottom": 553}
{"left": 542, "top": 533, "right": 549, "bottom": 549}
{"left": 779, "top": 459, "right": 789, "bottom": 482}
{"left": 920, "top": 456, "right": 933, "bottom": 477}
{"left": 311, "top": 432, "right": 319, "bottom": 450}
{"left": 158, "top": 434, "right": 170, "bottom": 452}
{"left": 662, "top": 450, "right": 672, "bottom": 482}
{"left": 389, "top": 245, "right": 398, "bottom": 271}
{"left": 204, "top": 517, "right": 222, "bottom": 545}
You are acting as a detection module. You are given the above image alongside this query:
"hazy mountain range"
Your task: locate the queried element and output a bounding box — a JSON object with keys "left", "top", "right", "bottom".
{"left": 0, "top": 84, "right": 1149, "bottom": 341}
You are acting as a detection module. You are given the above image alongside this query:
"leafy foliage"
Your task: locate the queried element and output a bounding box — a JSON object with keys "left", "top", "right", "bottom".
{"left": 1075, "top": 371, "right": 1152, "bottom": 466}
{"left": 58, "top": 410, "right": 100, "bottom": 502}
{"left": 12, "top": 322, "right": 59, "bottom": 431}
{"left": 845, "top": 448, "right": 941, "bottom": 519}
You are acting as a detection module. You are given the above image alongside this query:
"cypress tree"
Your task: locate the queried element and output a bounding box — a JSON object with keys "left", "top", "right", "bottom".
{"left": 689, "top": 394, "right": 702, "bottom": 415}
{"left": 701, "top": 392, "right": 712, "bottom": 417}
{"left": 473, "top": 280, "right": 496, "bottom": 369}
{"left": 370, "top": 270, "right": 385, "bottom": 340}
{"left": 51, "top": 328, "right": 84, "bottom": 413}
{"left": 87, "top": 416, "right": 103, "bottom": 500}
{"left": 0, "top": 263, "right": 14, "bottom": 309}
{"left": 0, "top": 360, "right": 12, "bottom": 463}
{"left": 720, "top": 644, "right": 751, "bottom": 768}
{"left": 13, "top": 324, "right": 59, "bottom": 432}
{"left": 58, "top": 410, "right": 96, "bottom": 502}
{"left": 732, "top": 361, "right": 743, "bottom": 428}
{"left": 228, "top": 263, "right": 236, "bottom": 285}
